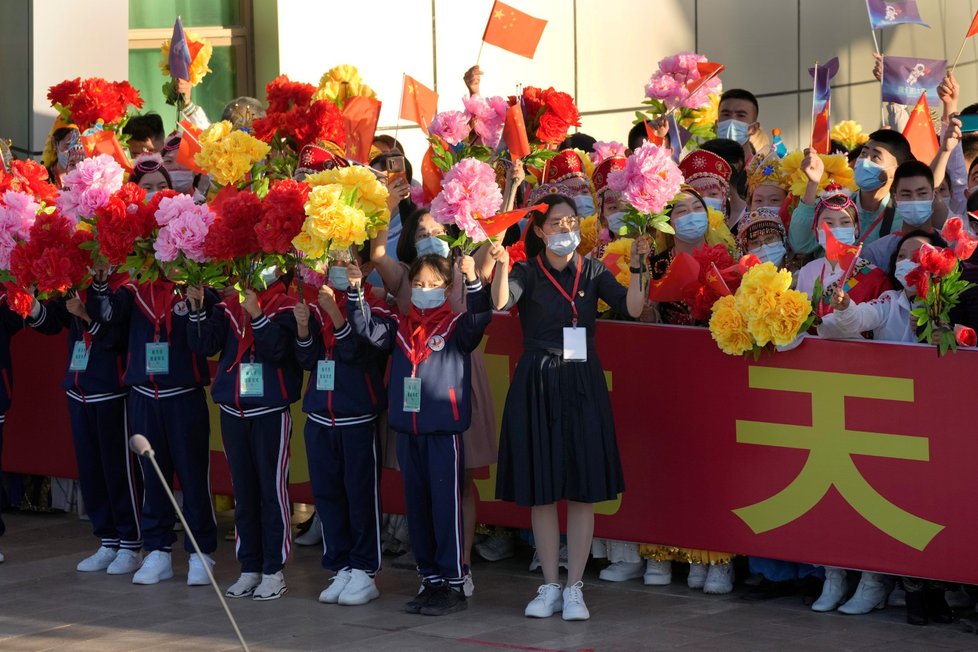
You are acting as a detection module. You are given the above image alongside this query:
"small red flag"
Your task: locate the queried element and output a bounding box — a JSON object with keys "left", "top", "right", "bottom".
{"left": 685, "top": 61, "right": 725, "bottom": 98}
{"left": 421, "top": 138, "right": 446, "bottom": 204}
{"left": 649, "top": 252, "right": 700, "bottom": 302}
{"left": 643, "top": 121, "right": 665, "bottom": 147}
{"left": 967, "top": 9, "right": 978, "bottom": 38}
{"left": 341, "top": 96, "right": 382, "bottom": 163}
{"left": 482, "top": 0, "right": 548, "bottom": 59}
{"left": 175, "top": 120, "right": 204, "bottom": 174}
{"left": 480, "top": 203, "right": 547, "bottom": 238}
{"left": 81, "top": 130, "right": 132, "bottom": 172}
{"left": 812, "top": 101, "right": 831, "bottom": 154}
{"left": 821, "top": 223, "right": 860, "bottom": 271}
{"left": 902, "top": 91, "right": 939, "bottom": 164}
{"left": 704, "top": 262, "right": 732, "bottom": 297}
{"left": 400, "top": 75, "right": 438, "bottom": 134}
{"left": 503, "top": 103, "right": 531, "bottom": 160}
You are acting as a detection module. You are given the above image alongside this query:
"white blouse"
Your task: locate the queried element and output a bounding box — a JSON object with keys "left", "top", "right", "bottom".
{"left": 816, "top": 289, "right": 917, "bottom": 344}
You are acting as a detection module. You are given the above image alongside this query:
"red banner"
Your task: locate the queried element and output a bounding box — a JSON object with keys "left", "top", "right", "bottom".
{"left": 7, "top": 316, "right": 977, "bottom": 584}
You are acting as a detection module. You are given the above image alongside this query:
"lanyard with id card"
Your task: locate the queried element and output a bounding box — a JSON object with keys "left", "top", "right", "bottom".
{"left": 69, "top": 341, "right": 91, "bottom": 372}
{"left": 145, "top": 342, "right": 170, "bottom": 374}
{"left": 316, "top": 359, "right": 336, "bottom": 391}
{"left": 403, "top": 376, "right": 422, "bottom": 413}
{"left": 536, "top": 256, "right": 587, "bottom": 362}
{"left": 239, "top": 362, "right": 264, "bottom": 397}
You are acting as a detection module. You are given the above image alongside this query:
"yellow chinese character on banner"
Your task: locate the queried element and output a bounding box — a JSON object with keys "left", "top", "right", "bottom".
{"left": 734, "top": 367, "right": 943, "bottom": 551}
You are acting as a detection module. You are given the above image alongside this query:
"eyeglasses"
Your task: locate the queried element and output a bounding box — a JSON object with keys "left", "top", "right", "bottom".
{"left": 544, "top": 216, "right": 580, "bottom": 229}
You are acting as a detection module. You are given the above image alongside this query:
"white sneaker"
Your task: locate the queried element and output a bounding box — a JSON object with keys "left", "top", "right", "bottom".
{"left": 687, "top": 563, "right": 708, "bottom": 589}
{"left": 561, "top": 581, "right": 590, "bottom": 621}
{"left": 524, "top": 583, "right": 563, "bottom": 618}
{"left": 319, "top": 569, "right": 352, "bottom": 603}
{"left": 644, "top": 559, "right": 672, "bottom": 586}
{"left": 475, "top": 534, "right": 515, "bottom": 562}
{"left": 838, "top": 572, "right": 887, "bottom": 614}
{"left": 132, "top": 550, "right": 173, "bottom": 585}
{"left": 338, "top": 569, "right": 380, "bottom": 606}
{"left": 226, "top": 572, "right": 262, "bottom": 598}
{"left": 599, "top": 560, "right": 644, "bottom": 582}
{"left": 107, "top": 549, "right": 142, "bottom": 575}
{"left": 77, "top": 546, "right": 118, "bottom": 572}
{"left": 703, "top": 563, "right": 734, "bottom": 594}
{"left": 812, "top": 568, "right": 847, "bottom": 612}
{"left": 295, "top": 513, "right": 323, "bottom": 546}
{"left": 0, "top": 550, "right": 4, "bottom": 563}
{"left": 187, "top": 553, "right": 215, "bottom": 586}
{"left": 463, "top": 572, "right": 475, "bottom": 598}
{"left": 253, "top": 571, "right": 287, "bottom": 601}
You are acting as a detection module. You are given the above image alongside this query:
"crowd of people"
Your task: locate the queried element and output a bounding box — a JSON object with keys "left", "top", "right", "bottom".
{"left": 1, "top": 51, "right": 977, "bottom": 630}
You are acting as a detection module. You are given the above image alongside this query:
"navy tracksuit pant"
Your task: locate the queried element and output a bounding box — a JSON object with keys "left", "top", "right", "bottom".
{"left": 396, "top": 432, "right": 466, "bottom": 586}
{"left": 304, "top": 420, "right": 382, "bottom": 575}
{"left": 68, "top": 397, "right": 141, "bottom": 550}
{"left": 128, "top": 389, "right": 216, "bottom": 554}
{"left": 0, "top": 422, "right": 5, "bottom": 537}
{"left": 220, "top": 409, "right": 292, "bottom": 575}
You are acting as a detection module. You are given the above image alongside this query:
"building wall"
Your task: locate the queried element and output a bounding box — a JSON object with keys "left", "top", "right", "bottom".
{"left": 267, "top": 0, "right": 978, "bottom": 167}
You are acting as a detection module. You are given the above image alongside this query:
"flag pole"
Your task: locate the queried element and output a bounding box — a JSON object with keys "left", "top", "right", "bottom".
{"left": 476, "top": 41, "right": 485, "bottom": 67}
{"left": 393, "top": 73, "right": 405, "bottom": 149}
{"left": 950, "top": 37, "right": 969, "bottom": 74}
{"left": 810, "top": 61, "right": 818, "bottom": 150}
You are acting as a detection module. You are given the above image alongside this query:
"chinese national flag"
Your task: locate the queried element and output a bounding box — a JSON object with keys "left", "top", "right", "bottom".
{"left": 482, "top": 0, "right": 548, "bottom": 59}
{"left": 342, "top": 96, "right": 382, "bottom": 163}
{"left": 967, "top": 9, "right": 978, "bottom": 38}
{"left": 812, "top": 101, "right": 831, "bottom": 154}
{"left": 81, "top": 130, "right": 132, "bottom": 172}
{"left": 175, "top": 119, "right": 204, "bottom": 174}
{"left": 480, "top": 203, "right": 546, "bottom": 238}
{"left": 821, "top": 223, "right": 860, "bottom": 271}
{"left": 421, "top": 138, "right": 446, "bottom": 204}
{"left": 685, "top": 61, "right": 725, "bottom": 97}
{"left": 400, "top": 75, "right": 438, "bottom": 134}
{"left": 704, "top": 262, "right": 732, "bottom": 297}
{"left": 503, "top": 103, "right": 531, "bottom": 160}
{"left": 902, "top": 91, "right": 939, "bottom": 164}
{"left": 649, "top": 252, "right": 700, "bottom": 302}
{"left": 643, "top": 121, "right": 665, "bottom": 147}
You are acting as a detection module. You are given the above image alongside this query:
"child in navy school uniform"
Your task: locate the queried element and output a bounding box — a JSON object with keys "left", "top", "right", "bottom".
{"left": 0, "top": 289, "right": 29, "bottom": 563}
{"left": 186, "top": 271, "right": 301, "bottom": 601}
{"left": 90, "top": 276, "right": 219, "bottom": 586}
{"left": 348, "top": 253, "right": 492, "bottom": 616}
{"left": 29, "top": 275, "right": 142, "bottom": 575}
{"left": 293, "top": 260, "right": 388, "bottom": 607}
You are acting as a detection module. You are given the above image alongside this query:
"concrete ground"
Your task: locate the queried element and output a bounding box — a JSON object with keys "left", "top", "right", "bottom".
{"left": 0, "top": 509, "right": 976, "bottom": 651}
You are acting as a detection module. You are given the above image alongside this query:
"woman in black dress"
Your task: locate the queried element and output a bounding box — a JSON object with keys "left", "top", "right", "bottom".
{"left": 489, "top": 194, "right": 649, "bottom": 621}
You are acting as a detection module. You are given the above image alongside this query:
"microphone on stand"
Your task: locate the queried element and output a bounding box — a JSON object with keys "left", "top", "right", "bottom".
{"left": 129, "top": 434, "right": 249, "bottom": 651}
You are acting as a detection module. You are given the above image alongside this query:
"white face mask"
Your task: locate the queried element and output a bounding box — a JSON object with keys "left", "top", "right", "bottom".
{"left": 750, "top": 242, "right": 787, "bottom": 267}
{"left": 169, "top": 169, "right": 196, "bottom": 194}
{"left": 574, "top": 195, "right": 595, "bottom": 217}
{"left": 546, "top": 230, "right": 581, "bottom": 256}
{"left": 895, "top": 199, "right": 933, "bottom": 227}
{"left": 607, "top": 211, "right": 627, "bottom": 235}
{"left": 895, "top": 259, "right": 919, "bottom": 291}
{"left": 716, "top": 119, "right": 751, "bottom": 144}
{"left": 259, "top": 266, "right": 278, "bottom": 288}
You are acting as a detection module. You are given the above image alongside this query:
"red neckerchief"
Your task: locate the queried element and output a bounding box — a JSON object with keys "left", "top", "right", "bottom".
{"left": 222, "top": 282, "right": 296, "bottom": 369}
{"left": 396, "top": 301, "right": 455, "bottom": 376}
{"left": 128, "top": 280, "right": 177, "bottom": 342}
{"left": 309, "top": 289, "right": 349, "bottom": 358}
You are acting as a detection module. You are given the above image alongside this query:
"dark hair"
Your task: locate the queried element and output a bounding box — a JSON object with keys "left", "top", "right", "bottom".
{"left": 373, "top": 134, "right": 406, "bottom": 155}
{"left": 627, "top": 122, "right": 648, "bottom": 151}
{"left": 524, "top": 194, "right": 578, "bottom": 258}
{"left": 962, "top": 134, "right": 978, "bottom": 168}
{"left": 867, "top": 129, "right": 914, "bottom": 165}
{"left": 559, "top": 132, "right": 596, "bottom": 153}
{"left": 130, "top": 154, "right": 173, "bottom": 188}
{"left": 408, "top": 253, "right": 453, "bottom": 286}
{"left": 123, "top": 113, "right": 165, "bottom": 143}
{"left": 892, "top": 160, "right": 934, "bottom": 191}
{"left": 848, "top": 144, "right": 865, "bottom": 165}
{"left": 52, "top": 127, "right": 75, "bottom": 148}
{"left": 396, "top": 208, "right": 459, "bottom": 263}
{"left": 830, "top": 139, "right": 849, "bottom": 156}
{"left": 700, "top": 138, "right": 746, "bottom": 171}
{"left": 961, "top": 102, "right": 978, "bottom": 115}
{"left": 719, "top": 88, "right": 759, "bottom": 119}
{"left": 889, "top": 230, "right": 945, "bottom": 290}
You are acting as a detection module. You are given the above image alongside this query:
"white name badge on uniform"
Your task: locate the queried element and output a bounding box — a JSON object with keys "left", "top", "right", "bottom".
{"left": 145, "top": 342, "right": 170, "bottom": 374}
{"left": 316, "top": 359, "right": 336, "bottom": 391}
{"left": 239, "top": 363, "right": 265, "bottom": 397}
{"left": 403, "top": 377, "right": 422, "bottom": 413}
{"left": 562, "top": 327, "right": 587, "bottom": 361}
{"left": 69, "top": 341, "right": 90, "bottom": 372}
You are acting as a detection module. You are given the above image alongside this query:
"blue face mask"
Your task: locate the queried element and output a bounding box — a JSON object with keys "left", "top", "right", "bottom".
{"left": 416, "top": 235, "right": 450, "bottom": 258}
{"left": 328, "top": 266, "right": 350, "bottom": 291}
{"left": 546, "top": 230, "right": 581, "bottom": 256}
{"left": 716, "top": 119, "right": 750, "bottom": 145}
{"left": 751, "top": 241, "right": 787, "bottom": 267}
{"left": 703, "top": 196, "right": 725, "bottom": 212}
{"left": 411, "top": 287, "right": 446, "bottom": 310}
{"left": 895, "top": 199, "right": 933, "bottom": 227}
{"left": 818, "top": 226, "right": 857, "bottom": 247}
{"left": 895, "top": 259, "right": 919, "bottom": 290}
{"left": 854, "top": 158, "right": 887, "bottom": 191}
{"left": 607, "top": 211, "right": 627, "bottom": 235}
{"left": 673, "top": 211, "right": 709, "bottom": 243}
{"left": 574, "top": 195, "right": 595, "bottom": 217}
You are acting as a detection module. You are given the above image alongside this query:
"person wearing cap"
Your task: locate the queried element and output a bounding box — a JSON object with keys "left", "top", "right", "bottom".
{"left": 736, "top": 208, "right": 789, "bottom": 269}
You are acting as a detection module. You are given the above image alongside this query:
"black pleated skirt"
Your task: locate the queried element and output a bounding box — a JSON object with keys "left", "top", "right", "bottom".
{"left": 495, "top": 348, "right": 624, "bottom": 507}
